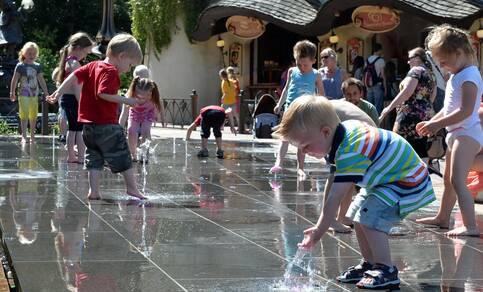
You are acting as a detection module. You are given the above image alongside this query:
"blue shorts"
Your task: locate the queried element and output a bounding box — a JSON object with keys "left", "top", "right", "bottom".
{"left": 346, "top": 190, "right": 402, "bottom": 234}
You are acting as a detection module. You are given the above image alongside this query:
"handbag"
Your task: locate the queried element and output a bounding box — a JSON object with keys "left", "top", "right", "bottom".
{"left": 427, "top": 129, "right": 447, "bottom": 159}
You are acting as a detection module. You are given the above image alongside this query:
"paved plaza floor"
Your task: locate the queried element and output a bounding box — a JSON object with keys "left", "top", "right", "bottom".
{"left": 0, "top": 135, "right": 482, "bottom": 291}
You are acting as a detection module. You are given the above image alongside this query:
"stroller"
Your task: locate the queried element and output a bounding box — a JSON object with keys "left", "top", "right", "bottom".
{"left": 252, "top": 94, "right": 279, "bottom": 138}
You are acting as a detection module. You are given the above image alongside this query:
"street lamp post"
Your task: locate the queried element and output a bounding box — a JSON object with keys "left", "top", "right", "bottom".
{"left": 93, "top": 0, "right": 116, "bottom": 56}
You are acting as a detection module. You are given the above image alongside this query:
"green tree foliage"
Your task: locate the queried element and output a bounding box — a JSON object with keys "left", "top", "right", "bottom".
{"left": 129, "top": 0, "right": 209, "bottom": 57}
{"left": 20, "top": 0, "right": 132, "bottom": 89}
{"left": 180, "top": 0, "right": 210, "bottom": 39}
{"left": 23, "top": 0, "right": 132, "bottom": 50}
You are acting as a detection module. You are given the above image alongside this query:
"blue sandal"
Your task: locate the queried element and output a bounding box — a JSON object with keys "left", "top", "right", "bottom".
{"left": 336, "top": 260, "right": 373, "bottom": 283}
{"left": 356, "top": 264, "right": 400, "bottom": 289}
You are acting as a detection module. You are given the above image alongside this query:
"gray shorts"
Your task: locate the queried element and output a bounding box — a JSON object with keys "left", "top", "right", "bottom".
{"left": 82, "top": 124, "right": 132, "bottom": 173}
{"left": 346, "top": 191, "right": 402, "bottom": 234}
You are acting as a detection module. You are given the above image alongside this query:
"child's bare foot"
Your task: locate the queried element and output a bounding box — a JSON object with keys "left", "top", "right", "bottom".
{"left": 30, "top": 136, "right": 35, "bottom": 144}
{"left": 446, "top": 226, "right": 480, "bottom": 237}
{"left": 297, "top": 169, "right": 307, "bottom": 181}
{"left": 127, "top": 191, "right": 146, "bottom": 200}
{"left": 21, "top": 137, "right": 28, "bottom": 144}
{"left": 87, "top": 193, "right": 101, "bottom": 200}
{"left": 415, "top": 217, "right": 450, "bottom": 229}
{"left": 329, "top": 221, "right": 352, "bottom": 233}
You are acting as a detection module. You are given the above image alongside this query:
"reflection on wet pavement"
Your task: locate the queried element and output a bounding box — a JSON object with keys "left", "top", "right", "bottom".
{"left": 0, "top": 137, "right": 481, "bottom": 291}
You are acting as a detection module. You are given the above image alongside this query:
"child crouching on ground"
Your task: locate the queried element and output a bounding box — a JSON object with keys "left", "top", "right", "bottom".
{"left": 186, "top": 105, "right": 236, "bottom": 159}
{"left": 274, "top": 95, "right": 435, "bottom": 289}
{"left": 47, "top": 34, "right": 145, "bottom": 201}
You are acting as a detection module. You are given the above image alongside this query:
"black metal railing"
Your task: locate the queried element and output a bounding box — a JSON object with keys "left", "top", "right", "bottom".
{"left": 163, "top": 99, "right": 192, "bottom": 128}
{"left": 162, "top": 90, "right": 198, "bottom": 128}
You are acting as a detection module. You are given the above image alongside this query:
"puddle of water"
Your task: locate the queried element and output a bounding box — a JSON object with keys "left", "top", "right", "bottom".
{"left": 0, "top": 171, "right": 52, "bottom": 180}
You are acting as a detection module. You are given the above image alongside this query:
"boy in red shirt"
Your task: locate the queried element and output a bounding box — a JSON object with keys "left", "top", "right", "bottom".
{"left": 47, "top": 34, "right": 145, "bottom": 200}
{"left": 186, "top": 105, "right": 236, "bottom": 158}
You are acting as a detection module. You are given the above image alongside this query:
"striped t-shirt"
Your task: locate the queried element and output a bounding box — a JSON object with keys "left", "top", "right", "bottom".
{"left": 327, "top": 120, "right": 435, "bottom": 216}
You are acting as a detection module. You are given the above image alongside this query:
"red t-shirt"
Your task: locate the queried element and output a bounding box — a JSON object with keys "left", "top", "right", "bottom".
{"left": 194, "top": 105, "right": 225, "bottom": 126}
{"left": 74, "top": 61, "right": 120, "bottom": 124}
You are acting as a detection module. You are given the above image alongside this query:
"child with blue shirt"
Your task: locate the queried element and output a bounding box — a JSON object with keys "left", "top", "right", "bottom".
{"left": 270, "top": 40, "right": 324, "bottom": 178}
{"left": 274, "top": 95, "right": 435, "bottom": 289}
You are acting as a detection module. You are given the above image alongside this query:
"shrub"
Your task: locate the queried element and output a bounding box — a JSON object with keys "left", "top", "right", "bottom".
{"left": 0, "top": 121, "right": 17, "bottom": 135}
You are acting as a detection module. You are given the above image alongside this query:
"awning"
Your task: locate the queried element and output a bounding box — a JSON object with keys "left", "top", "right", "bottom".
{"left": 192, "top": 0, "right": 483, "bottom": 41}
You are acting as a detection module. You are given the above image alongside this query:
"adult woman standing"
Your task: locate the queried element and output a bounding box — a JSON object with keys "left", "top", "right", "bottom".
{"left": 380, "top": 47, "right": 436, "bottom": 160}
{"left": 318, "top": 48, "right": 349, "bottom": 99}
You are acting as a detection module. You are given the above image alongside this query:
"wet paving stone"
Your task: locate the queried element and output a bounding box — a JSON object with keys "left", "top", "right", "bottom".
{"left": 0, "top": 136, "right": 481, "bottom": 291}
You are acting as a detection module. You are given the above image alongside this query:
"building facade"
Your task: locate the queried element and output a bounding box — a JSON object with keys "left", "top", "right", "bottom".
{"left": 147, "top": 0, "right": 483, "bottom": 121}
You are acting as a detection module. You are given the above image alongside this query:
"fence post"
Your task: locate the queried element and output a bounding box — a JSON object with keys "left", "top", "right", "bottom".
{"left": 190, "top": 89, "right": 198, "bottom": 121}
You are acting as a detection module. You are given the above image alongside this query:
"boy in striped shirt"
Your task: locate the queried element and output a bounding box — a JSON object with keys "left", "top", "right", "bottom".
{"left": 274, "top": 95, "right": 435, "bottom": 289}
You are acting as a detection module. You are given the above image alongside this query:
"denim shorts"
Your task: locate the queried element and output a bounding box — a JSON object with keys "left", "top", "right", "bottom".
{"left": 346, "top": 190, "right": 401, "bottom": 234}
{"left": 82, "top": 124, "right": 132, "bottom": 173}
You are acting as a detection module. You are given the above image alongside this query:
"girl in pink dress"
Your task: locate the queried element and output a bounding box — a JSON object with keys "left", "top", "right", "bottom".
{"left": 119, "top": 77, "right": 164, "bottom": 161}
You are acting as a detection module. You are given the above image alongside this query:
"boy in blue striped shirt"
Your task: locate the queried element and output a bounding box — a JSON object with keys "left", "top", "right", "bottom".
{"left": 274, "top": 94, "right": 435, "bottom": 289}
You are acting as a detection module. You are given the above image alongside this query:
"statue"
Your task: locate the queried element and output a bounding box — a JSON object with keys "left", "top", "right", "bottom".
{"left": 0, "top": 0, "right": 33, "bottom": 115}
{"left": 0, "top": 0, "right": 34, "bottom": 58}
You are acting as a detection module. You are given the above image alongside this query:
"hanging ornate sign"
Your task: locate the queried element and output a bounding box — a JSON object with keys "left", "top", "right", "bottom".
{"left": 226, "top": 16, "right": 265, "bottom": 39}
{"left": 352, "top": 6, "right": 400, "bottom": 33}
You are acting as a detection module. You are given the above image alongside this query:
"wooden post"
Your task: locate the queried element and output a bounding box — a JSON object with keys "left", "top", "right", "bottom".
{"left": 190, "top": 89, "right": 198, "bottom": 121}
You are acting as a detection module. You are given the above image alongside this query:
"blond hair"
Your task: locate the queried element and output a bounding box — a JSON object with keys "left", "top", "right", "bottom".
{"left": 127, "top": 77, "right": 162, "bottom": 113}
{"left": 274, "top": 95, "right": 340, "bottom": 140}
{"left": 320, "top": 47, "right": 337, "bottom": 61}
{"left": 293, "top": 40, "right": 317, "bottom": 60}
{"left": 133, "top": 64, "right": 150, "bottom": 78}
{"left": 106, "top": 33, "right": 143, "bottom": 64}
{"left": 226, "top": 66, "right": 238, "bottom": 80}
{"left": 425, "top": 24, "right": 476, "bottom": 64}
{"left": 18, "top": 42, "right": 39, "bottom": 62}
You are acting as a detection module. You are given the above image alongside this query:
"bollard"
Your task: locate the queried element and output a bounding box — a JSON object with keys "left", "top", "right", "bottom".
{"left": 190, "top": 89, "right": 198, "bottom": 122}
